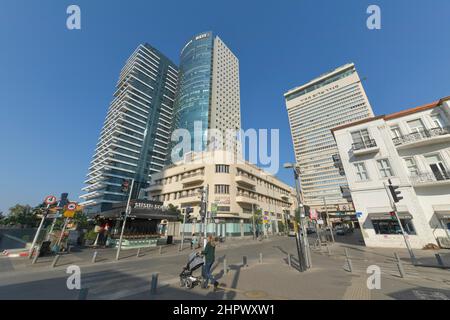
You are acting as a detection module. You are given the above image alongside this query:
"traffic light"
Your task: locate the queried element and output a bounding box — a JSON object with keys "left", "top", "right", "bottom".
{"left": 185, "top": 207, "right": 193, "bottom": 220}
{"left": 388, "top": 179, "right": 403, "bottom": 203}
{"left": 121, "top": 179, "right": 130, "bottom": 193}
{"left": 389, "top": 211, "right": 396, "bottom": 220}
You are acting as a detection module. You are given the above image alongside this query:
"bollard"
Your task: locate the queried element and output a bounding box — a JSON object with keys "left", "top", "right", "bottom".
{"left": 136, "top": 248, "right": 141, "bottom": 258}
{"left": 91, "top": 251, "right": 98, "bottom": 264}
{"left": 327, "top": 245, "right": 331, "bottom": 256}
{"left": 435, "top": 253, "right": 445, "bottom": 267}
{"left": 223, "top": 258, "right": 228, "bottom": 274}
{"left": 32, "top": 250, "right": 40, "bottom": 264}
{"left": 243, "top": 256, "right": 248, "bottom": 267}
{"left": 51, "top": 255, "right": 61, "bottom": 268}
{"left": 259, "top": 253, "right": 263, "bottom": 264}
{"left": 287, "top": 254, "right": 291, "bottom": 267}
{"left": 78, "top": 288, "right": 89, "bottom": 300}
{"left": 67, "top": 246, "right": 71, "bottom": 254}
{"left": 150, "top": 273, "right": 158, "bottom": 294}
{"left": 394, "top": 252, "right": 405, "bottom": 278}
{"left": 344, "top": 249, "right": 352, "bottom": 272}
{"left": 159, "top": 246, "right": 163, "bottom": 255}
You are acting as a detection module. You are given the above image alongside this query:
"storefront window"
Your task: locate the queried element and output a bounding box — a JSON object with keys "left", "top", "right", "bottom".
{"left": 372, "top": 219, "right": 416, "bottom": 235}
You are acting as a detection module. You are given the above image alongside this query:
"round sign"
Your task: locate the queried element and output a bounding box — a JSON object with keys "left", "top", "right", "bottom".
{"left": 67, "top": 202, "right": 77, "bottom": 211}
{"left": 44, "top": 195, "right": 57, "bottom": 205}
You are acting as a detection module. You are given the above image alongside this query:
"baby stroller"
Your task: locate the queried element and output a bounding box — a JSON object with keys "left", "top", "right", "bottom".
{"left": 179, "top": 251, "right": 204, "bottom": 289}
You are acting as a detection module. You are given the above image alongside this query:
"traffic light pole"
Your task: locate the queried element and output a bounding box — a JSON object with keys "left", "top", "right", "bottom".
{"left": 383, "top": 182, "right": 417, "bottom": 264}
{"left": 29, "top": 204, "right": 49, "bottom": 258}
{"left": 252, "top": 204, "right": 256, "bottom": 240}
{"left": 116, "top": 178, "right": 135, "bottom": 261}
{"left": 179, "top": 209, "right": 187, "bottom": 251}
{"left": 323, "top": 197, "right": 334, "bottom": 242}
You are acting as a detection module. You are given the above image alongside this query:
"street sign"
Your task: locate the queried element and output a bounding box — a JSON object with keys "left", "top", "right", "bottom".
{"left": 44, "top": 195, "right": 57, "bottom": 205}
{"left": 67, "top": 202, "right": 77, "bottom": 211}
{"left": 356, "top": 211, "right": 363, "bottom": 218}
{"left": 211, "top": 203, "right": 218, "bottom": 217}
{"left": 317, "top": 219, "right": 324, "bottom": 225}
{"left": 64, "top": 210, "right": 75, "bottom": 218}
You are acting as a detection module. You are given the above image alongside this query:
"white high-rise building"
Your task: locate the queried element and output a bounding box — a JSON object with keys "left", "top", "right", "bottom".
{"left": 284, "top": 63, "right": 374, "bottom": 213}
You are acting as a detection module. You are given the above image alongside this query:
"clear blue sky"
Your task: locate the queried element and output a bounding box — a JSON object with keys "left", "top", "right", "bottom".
{"left": 0, "top": 0, "right": 449, "bottom": 213}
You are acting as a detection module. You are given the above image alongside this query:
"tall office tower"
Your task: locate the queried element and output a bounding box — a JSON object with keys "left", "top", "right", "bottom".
{"left": 81, "top": 44, "right": 178, "bottom": 214}
{"left": 284, "top": 63, "right": 374, "bottom": 212}
{"left": 172, "top": 31, "right": 241, "bottom": 157}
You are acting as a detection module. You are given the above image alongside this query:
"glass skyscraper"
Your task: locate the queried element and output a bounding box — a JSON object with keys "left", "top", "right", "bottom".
{"left": 81, "top": 44, "right": 178, "bottom": 214}
{"left": 172, "top": 32, "right": 241, "bottom": 157}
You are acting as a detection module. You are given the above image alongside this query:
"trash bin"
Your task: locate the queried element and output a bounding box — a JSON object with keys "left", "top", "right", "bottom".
{"left": 166, "top": 235, "right": 173, "bottom": 245}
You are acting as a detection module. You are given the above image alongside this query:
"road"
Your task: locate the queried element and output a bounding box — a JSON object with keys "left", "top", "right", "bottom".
{"left": 0, "top": 235, "right": 449, "bottom": 300}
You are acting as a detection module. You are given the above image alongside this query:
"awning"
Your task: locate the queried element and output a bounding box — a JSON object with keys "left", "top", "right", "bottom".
{"left": 433, "top": 205, "right": 450, "bottom": 220}
{"left": 368, "top": 212, "right": 413, "bottom": 221}
{"left": 97, "top": 200, "right": 179, "bottom": 221}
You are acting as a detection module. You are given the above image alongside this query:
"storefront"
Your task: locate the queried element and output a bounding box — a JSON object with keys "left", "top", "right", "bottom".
{"left": 95, "top": 200, "right": 178, "bottom": 248}
{"left": 368, "top": 212, "right": 415, "bottom": 235}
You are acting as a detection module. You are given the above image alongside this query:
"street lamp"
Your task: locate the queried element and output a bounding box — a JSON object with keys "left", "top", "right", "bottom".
{"left": 284, "top": 162, "right": 311, "bottom": 270}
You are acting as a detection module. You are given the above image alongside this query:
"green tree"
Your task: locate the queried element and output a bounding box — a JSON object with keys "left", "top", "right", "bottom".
{"left": 167, "top": 204, "right": 182, "bottom": 221}
{"left": 7, "top": 204, "right": 38, "bottom": 227}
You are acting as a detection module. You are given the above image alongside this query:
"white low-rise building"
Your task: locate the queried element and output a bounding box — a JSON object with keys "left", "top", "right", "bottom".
{"left": 332, "top": 96, "right": 450, "bottom": 249}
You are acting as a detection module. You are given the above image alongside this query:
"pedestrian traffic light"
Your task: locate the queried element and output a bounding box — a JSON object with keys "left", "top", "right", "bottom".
{"left": 388, "top": 179, "right": 403, "bottom": 203}
{"left": 121, "top": 179, "right": 130, "bottom": 193}
{"left": 389, "top": 211, "right": 396, "bottom": 220}
{"left": 185, "top": 207, "right": 193, "bottom": 220}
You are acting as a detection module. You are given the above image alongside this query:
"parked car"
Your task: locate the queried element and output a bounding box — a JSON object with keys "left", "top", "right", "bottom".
{"left": 306, "top": 227, "right": 316, "bottom": 234}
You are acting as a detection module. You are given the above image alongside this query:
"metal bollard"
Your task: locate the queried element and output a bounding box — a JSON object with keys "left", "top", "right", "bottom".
{"left": 223, "top": 258, "right": 228, "bottom": 274}
{"left": 32, "top": 250, "right": 40, "bottom": 264}
{"left": 91, "top": 251, "right": 98, "bottom": 264}
{"left": 344, "top": 249, "right": 352, "bottom": 272}
{"left": 159, "top": 246, "right": 163, "bottom": 254}
{"left": 287, "top": 254, "right": 291, "bottom": 267}
{"left": 259, "top": 253, "right": 263, "bottom": 264}
{"left": 136, "top": 248, "right": 141, "bottom": 258}
{"left": 150, "top": 273, "right": 158, "bottom": 295}
{"left": 51, "top": 255, "right": 61, "bottom": 268}
{"left": 78, "top": 288, "right": 89, "bottom": 300}
{"left": 435, "top": 253, "right": 445, "bottom": 267}
{"left": 243, "top": 256, "right": 248, "bottom": 267}
{"left": 67, "top": 246, "right": 71, "bottom": 254}
{"left": 327, "top": 245, "right": 331, "bottom": 256}
{"left": 394, "top": 252, "right": 405, "bottom": 278}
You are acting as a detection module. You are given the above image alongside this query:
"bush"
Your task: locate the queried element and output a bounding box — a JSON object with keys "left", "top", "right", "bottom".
{"left": 84, "top": 230, "right": 98, "bottom": 241}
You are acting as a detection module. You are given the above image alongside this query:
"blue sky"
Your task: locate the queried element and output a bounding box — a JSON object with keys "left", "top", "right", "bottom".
{"left": 0, "top": 0, "right": 449, "bottom": 213}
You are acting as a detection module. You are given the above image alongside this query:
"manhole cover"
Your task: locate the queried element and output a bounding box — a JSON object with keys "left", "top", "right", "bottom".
{"left": 244, "top": 290, "right": 268, "bottom": 298}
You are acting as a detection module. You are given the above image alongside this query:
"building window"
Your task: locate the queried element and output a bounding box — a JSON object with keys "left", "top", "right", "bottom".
{"left": 215, "top": 164, "right": 230, "bottom": 173}
{"left": 214, "top": 184, "right": 230, "bottom": 194}
{"left": 407, "top": 119, "right": 425, "bottom": 135}
{"left": 372, "top": 219, "right": 416, "bottom": 235}
{"left": 404, "top": 157, "right": 419, "bottom": 177}
{"left": 354, "top": 162, "right": 369, "bottom": 181}
{"left": 351, "top": 129, "right": 373, "bottom": 148}
{"left": 424, "top": 154, "right": 449, "bottom": 180}
{"left": 390, "top": 125, "right": 402, "bottom": 139}
{"left": 430, "top": 114, "right": 444, "bottom": 129}
{"left": 377, "top": 159, "right": 393, "bottom": 178}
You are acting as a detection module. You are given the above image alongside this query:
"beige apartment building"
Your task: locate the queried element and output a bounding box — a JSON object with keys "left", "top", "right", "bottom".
{"left": 142, "top": 151, "right": 297, "bottom": 236}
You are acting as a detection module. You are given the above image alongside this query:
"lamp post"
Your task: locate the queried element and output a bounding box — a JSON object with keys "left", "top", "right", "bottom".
{"left": 284, "top": 163, "right": 311, "bottom": 270}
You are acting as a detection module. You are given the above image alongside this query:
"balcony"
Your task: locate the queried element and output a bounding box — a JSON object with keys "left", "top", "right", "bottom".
{"left": 147, "top": 183, "right": 163, "bottom": 193}
{"left": 351, "top": 139, "right": 379, "bottom": 156}
{"left": 235, "top": 174, "right": 256, "bottom": 187}
{"left": 179, "top": 193, "right": 202, "bottom": 204}
{"left": 410, "top": 171, "right": 450, "bottom": 187}
{"left": 181, "top": 171, "right": 204, "bottom": 185}
{"left": 393, "top": 126, "right": 450, "bottom": 150}
{"left": 236, "top": 193, "right": 257, "bottom": 205}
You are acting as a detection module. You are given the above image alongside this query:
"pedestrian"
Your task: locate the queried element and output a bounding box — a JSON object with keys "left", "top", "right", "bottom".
{"left": 190, "top": 233, "right": 195, "bottom": 250}
{"left": 201, "top": 235, "right": 219, "bottom": 290}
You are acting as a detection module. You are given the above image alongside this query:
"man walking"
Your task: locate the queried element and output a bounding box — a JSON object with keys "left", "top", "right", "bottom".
{"left": 201, "top": 235, "right": 219, "bottom": 290}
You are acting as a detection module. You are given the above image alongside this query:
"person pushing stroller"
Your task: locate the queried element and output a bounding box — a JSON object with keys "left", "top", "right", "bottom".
{"left": 201, "top": 235, "right": 219, "bottom": 290}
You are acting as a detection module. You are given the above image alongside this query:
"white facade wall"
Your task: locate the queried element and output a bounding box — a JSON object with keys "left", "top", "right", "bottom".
{"left": 334, "top": 97, "right": 450, "bottom": 249}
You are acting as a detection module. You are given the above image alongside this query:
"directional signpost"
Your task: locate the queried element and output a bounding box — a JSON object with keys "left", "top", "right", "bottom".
{"left": 29, "top": 195, "right": 57, "bottom": 257}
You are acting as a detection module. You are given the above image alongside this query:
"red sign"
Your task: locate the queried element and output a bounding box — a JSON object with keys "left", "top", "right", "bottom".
{"left": 44, "top": 195, "right": 57, "bottom": 205}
